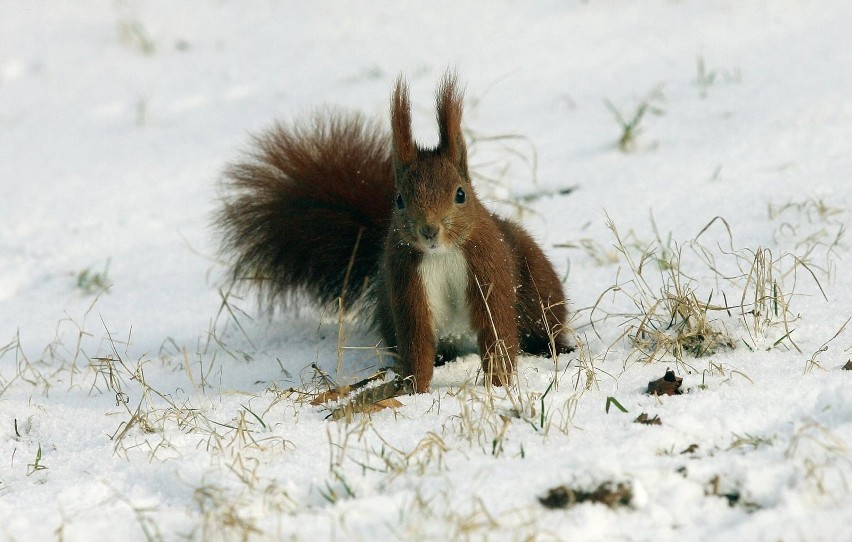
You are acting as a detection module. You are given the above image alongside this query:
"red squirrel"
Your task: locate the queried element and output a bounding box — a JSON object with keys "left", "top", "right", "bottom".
{"left": 217, "top": 72, "right": 573, "bottom": 393}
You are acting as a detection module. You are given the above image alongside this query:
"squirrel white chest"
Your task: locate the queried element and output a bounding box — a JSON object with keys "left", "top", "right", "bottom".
{"left": 418, "top": 247, "right": 474, "bottom": 341}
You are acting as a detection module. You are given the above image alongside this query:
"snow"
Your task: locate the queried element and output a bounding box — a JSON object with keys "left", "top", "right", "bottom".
{"left": 2, "top": 1, "right": 851, "bottom": 540}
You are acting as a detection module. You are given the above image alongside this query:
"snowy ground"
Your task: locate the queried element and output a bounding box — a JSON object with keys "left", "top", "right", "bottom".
{"left": 2, "top": 2, "right": 851, "bottom": 541}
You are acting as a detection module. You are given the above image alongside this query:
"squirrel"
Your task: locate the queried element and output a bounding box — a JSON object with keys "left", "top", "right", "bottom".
{"left": 216, "top": 72, "right": 573, "bottom": 393}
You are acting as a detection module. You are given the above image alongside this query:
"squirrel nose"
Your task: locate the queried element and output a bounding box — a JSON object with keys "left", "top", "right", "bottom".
{"left": 419, "top": 224, "right": 439, "bottom": 241}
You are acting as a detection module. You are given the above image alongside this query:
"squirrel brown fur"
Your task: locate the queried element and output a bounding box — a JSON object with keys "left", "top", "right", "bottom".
{"left": 216, "top": 72, "right": 573, "bottom": 393}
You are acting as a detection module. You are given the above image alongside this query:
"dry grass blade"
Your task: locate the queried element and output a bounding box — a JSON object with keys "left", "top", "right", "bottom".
{"left": 804, "top": 316, "right": 851, "bottom": 374}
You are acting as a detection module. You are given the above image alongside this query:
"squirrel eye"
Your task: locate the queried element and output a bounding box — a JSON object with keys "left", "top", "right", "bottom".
{"left": 455, "top": 187, "right": 466, "bottom": 204}
{"left": 395, "top": 193, "right": 405, "bottom": 210}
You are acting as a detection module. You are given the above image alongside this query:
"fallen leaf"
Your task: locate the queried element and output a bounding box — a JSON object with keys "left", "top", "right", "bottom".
{"left": 310, "top": 386, "right": 351, "bottom": 405}
{"left": 310, "top": 370, "right": 391, "bottom": 405}
{"left": 647, "top": 369, "right": 683, "bottom": 396}
{"left": 539, "top": 482, "right": 633, "bottom": 509}
{"left": 634, "top": 412, "right": 662, "bottom": 425}
{"left": 327, "top": 376, "right": 412, "bottom": 420}
{"left": 358, "top": 398, "right": 404, "bottom": 414}
{"left": 680, "top": 443, "right": 699, "bottom": 454}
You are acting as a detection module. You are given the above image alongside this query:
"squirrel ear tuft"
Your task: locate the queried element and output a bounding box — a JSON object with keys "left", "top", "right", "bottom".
{"left": 436, "top": 70, "right": 468, "bottom": 175}
{"left": 391, "top": 75, "right": 416, "bottom": 167}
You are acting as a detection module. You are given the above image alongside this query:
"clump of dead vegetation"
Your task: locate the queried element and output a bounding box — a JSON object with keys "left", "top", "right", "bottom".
{"left": 539, "top": 481, "right": 634, "bottom": 509}
{"left": 574, "top": 206, "right": 838, "bottom": 371}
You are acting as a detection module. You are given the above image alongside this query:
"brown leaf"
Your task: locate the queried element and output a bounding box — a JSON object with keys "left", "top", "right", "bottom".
{"left": 310, "top": 370, "right": 391, "bottom": 405}
{"left": 647, "top": 369, "right": 683, "bottom": 396}
{"left": 539, "top": 482, "right": 633, "bottom": 509}
{"left": 327, "top": 376, "right": 412, "bottom": 421}
{"left": 310, "top": 386, "right": 351, "bottom": 405}
{"left": 329, "top": 396, "right": 404, "bottom": 419}
{"left": 842, "top": 360, "right": 852, "bottom": 371}
{"left": 680, "top": 443, "right": 699, "bottom": 454}
{"left": 539, "top": 486, "right": 571, "bottom": 509}
{"left": 634, "top": 412, "right": 662, "bottom": 425}
{"left": 358, "top": 398, "right": 404, "bottom": 414}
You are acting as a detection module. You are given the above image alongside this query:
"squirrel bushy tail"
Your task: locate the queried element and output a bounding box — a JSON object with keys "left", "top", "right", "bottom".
{"left": 216, "top": 110, "right": 395, "bottom": 309}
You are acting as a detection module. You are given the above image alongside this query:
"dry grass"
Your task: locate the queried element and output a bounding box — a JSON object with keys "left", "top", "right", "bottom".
{"left": 587, "top": 215, "right": 736, "bottom": 368}
{"left": 577, "top": 210, "right": 836, "bottom": 370}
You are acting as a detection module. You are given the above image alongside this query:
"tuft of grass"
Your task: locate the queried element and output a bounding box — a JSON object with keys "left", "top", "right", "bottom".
{"left": 319, "top": 468, "right": 356, "bottom": 503}
{"left": 76, "top": 260, "right": 112, "bottom": 295}
{"left": 595, "top": 215, "right": 735, "bottom": 367}
{"left": 26, "top": 443, "right": 47, "bottom": 476}
{"left": 768, "top": 196, "right": 845, "bottom": 225}
{"left": 571, "top": 333, "right": 614, "bottom": 391}
{"left": 116, "top": 15, "right": 156, "bottom": 55}
{"left": 693, "top": 55, "right": 742, "bottom": 99}
{"left": 728, "top": 432, "right": 774, "bottom": 451}
{"left": 585, "top": 213, "right": 830, "bottom": 368}
{"left": 604, "top": 86, "right": 665, "bottom": 152}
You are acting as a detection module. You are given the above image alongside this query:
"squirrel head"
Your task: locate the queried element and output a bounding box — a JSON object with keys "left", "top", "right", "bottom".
{"left": 390, "top": 72, "right": 479, "bottom": 253}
